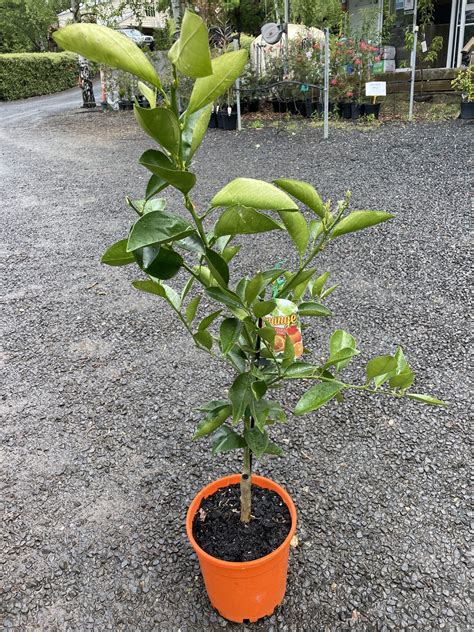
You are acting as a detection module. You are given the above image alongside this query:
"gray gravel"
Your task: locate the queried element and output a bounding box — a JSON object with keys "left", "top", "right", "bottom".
{"left": 1, "top": 104, "right": 472, "bottom": 632}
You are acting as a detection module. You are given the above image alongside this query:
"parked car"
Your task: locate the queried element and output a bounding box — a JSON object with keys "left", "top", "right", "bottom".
{"left": 116, "top": 28, "right": 154, "bottom": 50}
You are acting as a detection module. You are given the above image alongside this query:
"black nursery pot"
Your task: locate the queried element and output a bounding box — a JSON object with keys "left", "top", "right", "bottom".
{"left": 364, "top": 103, "right": 381, "bottom": 119}
{"left": 118, "top": 100, "right": 127, "bottom": 111}
{"left": 351, "top": 103, "right": 365, "bottom": 120}
{"left": 271, "top": 99, "right": 288, "bottom": 113}
{"left": 337, "top": 101, "right": 352, "bottom": 119}
{"left": 460, "top": 101, "right": 474, "bottom": 119}
{"left": 218, "top": 111, "right": 238, "bottom": 130}
{"left": 208, "top": 112, "right": 218, "bottom": 128}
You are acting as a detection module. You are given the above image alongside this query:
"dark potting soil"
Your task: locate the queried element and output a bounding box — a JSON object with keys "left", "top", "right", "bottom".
{"left": 192, "top": 483, "right": 292, "bottom": 562}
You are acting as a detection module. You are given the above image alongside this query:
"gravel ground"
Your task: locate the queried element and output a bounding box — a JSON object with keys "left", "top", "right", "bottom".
{"left": 1, "top": 106, "right": 472, "bottom": 632}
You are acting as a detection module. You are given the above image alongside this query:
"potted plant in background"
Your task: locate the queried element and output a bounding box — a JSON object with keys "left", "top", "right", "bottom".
{"left": 54, "top": 11, "right": 445, "bottom": 624}
{"left": 451, "top": 65, "right": 474, "bottom": 120}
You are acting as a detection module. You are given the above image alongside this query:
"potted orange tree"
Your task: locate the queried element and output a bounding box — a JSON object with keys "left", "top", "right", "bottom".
{"left": 54, "top": 11, "right": 445, "bottom": 624}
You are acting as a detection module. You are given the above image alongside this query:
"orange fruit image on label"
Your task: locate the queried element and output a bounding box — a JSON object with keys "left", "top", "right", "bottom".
{"left": 263, "top": 299, "right": 303, "bottom": 359}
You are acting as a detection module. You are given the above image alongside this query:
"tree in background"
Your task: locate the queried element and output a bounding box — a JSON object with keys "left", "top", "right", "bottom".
{"left": 272, "top": 0, "right": 344, "bottom": 31}
{"left": 0, "top": 0, "right": 70, "bottom": 52}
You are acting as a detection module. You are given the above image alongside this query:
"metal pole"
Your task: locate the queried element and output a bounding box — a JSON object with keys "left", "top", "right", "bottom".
{"left": 324, "top": 28, "right": 329, "bottom": 140}
{"left": 284, "top": 0, "right": 290, "bottom": 76}
{"left": 233, "top": 39, "right": 242, "bottom": 131}
{"left": 446, "top": 0, "right": 458, "bottom": 68}
{"left": 408, "top": 0, "right": 418, "bottom": 122}
{"left": 457, "top": 0, "right": 467, "bottom": 67}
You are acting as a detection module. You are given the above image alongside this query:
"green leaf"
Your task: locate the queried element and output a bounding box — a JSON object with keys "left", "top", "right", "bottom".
{"left": 330, "top": 329, "right": 357, "bottom": 371}
{"left": 132, "top": 279, "right": 180, "bottom": 310}
{"left": 193, "top": 404, "right": 232, "bottom": 439}
{"left": 211, "top": 178, "right": 298, "bottom": 211}
{"left": 186, "top": 295, "right": 201, "bottom": 323}
{"left": 134, "top": 105, "right": 180, "bottom": 156}
{"left": 312, "top": 272, "right": 330, "bottom": 298}
{"left": 139, "top": 149, "right": 196, "bottom": 194}
{"left": 133, "top": 245, "right": 182, "bottom": 279}
{"left": 273, "top": 178, "right": 325, "bottom": 218}
{"left": 259, "top": 326, "right": 276, "bottom": 346}
{"left": 284, "top": 362, "right": 317, "bottom": 377}
{"left": 331, "top": 211, "right": 395, "bottom": 239}
{"left": 212, "top": 426, "right": 246, "bottom": 454}
{"left": 366, "top": 355, "right": 398, "bottom": 386}
{"left": 265, "top": 440, "right": 284, "bottom": 456}
{"left": 194, "top": 330, "right": 213, "bottom": 350}
{"left": 251, "top": 379, "right": 267, "bottom": 401}
{"left": 294, "top": 381, "right": 344, "bottom": 415}
{"left": 228, "top": 373, "right": 253, "bottom": 423}
{"left": 214, "top": 206, "right": 282, "bottom": 237}
{"left": 206, "top": 286, "right": 243, "bottom": 310}
{"left": 244, "top": 427, "right": 269, "bottom": 458}
{"left": 127, "top": 210, "right": 195, "bottom": 251}
{"left": 168, "top": 10, "right": 212, "bottom": 78}
{"left": 175, "top": 233, "right": 205, "bottom": 254}
{"left": 205, "top": 248, "right": 229, "bottom": 288}
{"left": 298, "top": 302, "right": 332, "bottom": 317}
{"left": 186, "top": 49, "right": 248, "bottom": 115}
{"left": 324, "top": 347, "right": 359, "bottom": 370}
{"left": 309, "top": 219, "right": 324, "bottom": 242}
{"left": 389, "top": 347, "right": 415, "bottom": 390}
{"left": 219, "top": 318, "right": 242, "bottom": 354}
{"left": 137, "top": 81, "right": 156, "bottom": 109}
{"left": 197, "top": 399, "right": 229, "bottom": 412}
{"left": 280, "top": 269, "right": 316, "bottom": 296}
{"left": 197, "top": 310, "right": 222, "bottom": 331}
{"left": 320, "top": 283, "right": 340, "bottom": 299}
{"left": 245, "top": 272, "right": 264, "bottom": 305}
{"left": 101, "top": 239, "right": 135, "bottom": 266}
{"left": 278, "top": 210, "right": 309, "bottom": 257}
{"left": 407, "top": 393, "right": 446, "bottom": 406}
{"left": 53, "top": 23, "right": 162, "bottom": 89}
{"left": 249, "top": 399, "right": 270, "bottom": 431}
{"left": 181, "top": 104, "right": 212, "bottom": 164}
{"left": 221, "top": 245, "right": 241, "bottom": 263}
{"left": 253, "top": 300, "right": 276, "bottom": 318}
{"left": 145, "top": 175, "right": 168, "bottom": 200}
{"left": 130, "top": 198, "right": 167, "bottom": 215}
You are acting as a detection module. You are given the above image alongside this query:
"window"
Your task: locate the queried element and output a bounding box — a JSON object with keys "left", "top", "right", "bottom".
{"left": 145, "top": 2, "right": 155, "bottom": 17}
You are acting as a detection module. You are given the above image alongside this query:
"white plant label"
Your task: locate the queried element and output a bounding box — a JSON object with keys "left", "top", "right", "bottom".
{"left": 365, "top": 82, "right": 387, "bottom": 97}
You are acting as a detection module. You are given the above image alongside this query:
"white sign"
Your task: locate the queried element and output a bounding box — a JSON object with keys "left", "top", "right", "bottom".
{"left": 404, "top": 0, "right": 414, "bottom": 10}
{"left": 365, "top": 81, "right": 387, "bottom": 97}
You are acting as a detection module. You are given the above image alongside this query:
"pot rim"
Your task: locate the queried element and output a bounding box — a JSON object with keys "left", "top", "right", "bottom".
{"left": 186, "top": 474, "right": 297, "bottom": 570}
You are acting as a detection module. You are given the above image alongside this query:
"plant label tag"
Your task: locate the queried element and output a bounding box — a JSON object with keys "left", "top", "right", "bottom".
{"left": 263, "top": 299, "right": 303, "bottom": 359}
{"left": 300, "top": 83, "right": 310, "bottom": 93}
{"left": 421, "top": 40, "right": 428, "bottom": 53}
{"left": 365, "top": 81, "right": 387, "bottom": 97}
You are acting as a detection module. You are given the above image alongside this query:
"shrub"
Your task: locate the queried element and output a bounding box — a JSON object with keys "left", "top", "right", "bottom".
{"left": 0, "top": 52, "right": 79, "bottom": 101}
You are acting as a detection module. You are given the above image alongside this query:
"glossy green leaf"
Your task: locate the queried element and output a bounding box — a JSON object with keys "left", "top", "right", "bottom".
{"left": 389, "top": 347, "right": 415, "bottom": 390}
{"left": 197, "top": 399, "right": 229, "bottom": 412}
{"left": 294, "top": 381, "right": 344, "bottom": 415}
{"left": 130, "top": 198, "right": 167, "bottom": 215}
{"left": 221, "top": 245, "right": 241, "bottom": 263}
{"left": 265, "top": 440, "right": 284, "bottom": 456}
{"left": 278, "top": 210, "right": 309, "bottom": 257}
{"left": 407, "top": 393, "right": 446, "bottom": 406}
{"left": 320, "top": 283, "right": 340, "bottom": 299}
{"left": 181, "top": 104, "right": 212, "bottom": 164}
{"left": 193, "top": 404, "right": 232, "bottom": 439}
{"left": 298, "top": 302, "right": 332, "bottom": 317}
{"left": 53, "top": 23, "right": 162, "bottom": 88}
{"left": 133, "top": 245, "right": 182, "bottom": 279}
{"left": 186, "top": 49, "right": 248, "bottom": 115}
{"left": 245, "top": 272, "right": 264, "bottom": 305}
{"left": 324, "top": 347, "right": 359, "bottom": 370}
{"left": 331, "top": 211, "right": 395, "bottom": 239}
{"left": 219, "top": 318, "right": 242, "bottom": 354}
{"left": 254, "top": 300, "right": 276, "bottom": 318}
{"left": 101, "top": 239, "right": 135, "bottom": 266}
{"left": 229, "top": 372, "right": 253, "bottom": 423}
{"left": 168, "top": 10, "right": 212, "bottom": 78}
{"left": 205, "top": 248, "right": 229, "bottom": 288}
{"left": 366, "top": 355, "right": 397, "bottom": 386}
{"left": 309, "top": 219, "right": 324, "bottom": 242}
{"left": 186, "top": 295, "right": 201, "bottom": 323}
{"left": 134, "top": 105, "right": 180, "bottom": 156}
{"left": 249, "top": 399, "right": 270, "bottom": 431}
{"left": 284, "top": 362, "right": 318, "bottom": 377}
{"left": 197, "top": 310, "right": 222, "bottom": 331}
{"left": 214, "top": 206, "right": 282, "bottom": 237}
{"left": 280, "top": 269, "right": 316, "bottom": 296}
{"left": 139, "top": 149, "right": 196, "bottom": 194}
{"left": 283, "top": 334, "right": 295, "bottom": 362}
{"left": 211, "top": 178, "right": 298, "bottom": 211}
{"left": 137, "top": 81, "right": 156, "bottom": 108}
{"left": 175, "top": 233, "right": 205, "bottom": 254}
{"left": 127, "top": 210, "right": 194, "bottom": 251}
{"left": 312, "top": 272, "right": 330, "bottom": 298}
{"left": 258, "top": 326, "right": 276, "bottom": 346}
{"left": 132, "top": 279, "right": 180, "bottom": 310}
{"left": 212, "top": 426, "right": 246, "bottom": 454}
{"left": 273, "top": 178, "right": 325, "bottom": 218}
{"left": 194, "top": 330, "right": 213, "bottom": 350}
{"left": 206, "top": 286, "right": 243, "bottom": 310}
{"left": 244, "top": 427, "right": 269, "bottom": 458}
{"left": 145, "top": 174, "right": 168, "bottom": 200}
{"left": 330, "top": 329, "right": 357, "bottom": 371}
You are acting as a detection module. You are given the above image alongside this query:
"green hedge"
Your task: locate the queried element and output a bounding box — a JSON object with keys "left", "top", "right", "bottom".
{"left": 0, "top": 52, "right": 79, "bottom": 101}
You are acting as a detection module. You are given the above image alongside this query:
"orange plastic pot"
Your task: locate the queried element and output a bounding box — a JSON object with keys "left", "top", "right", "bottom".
{"left": 186, "top": 474, "right": 297, "bottom": 623}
